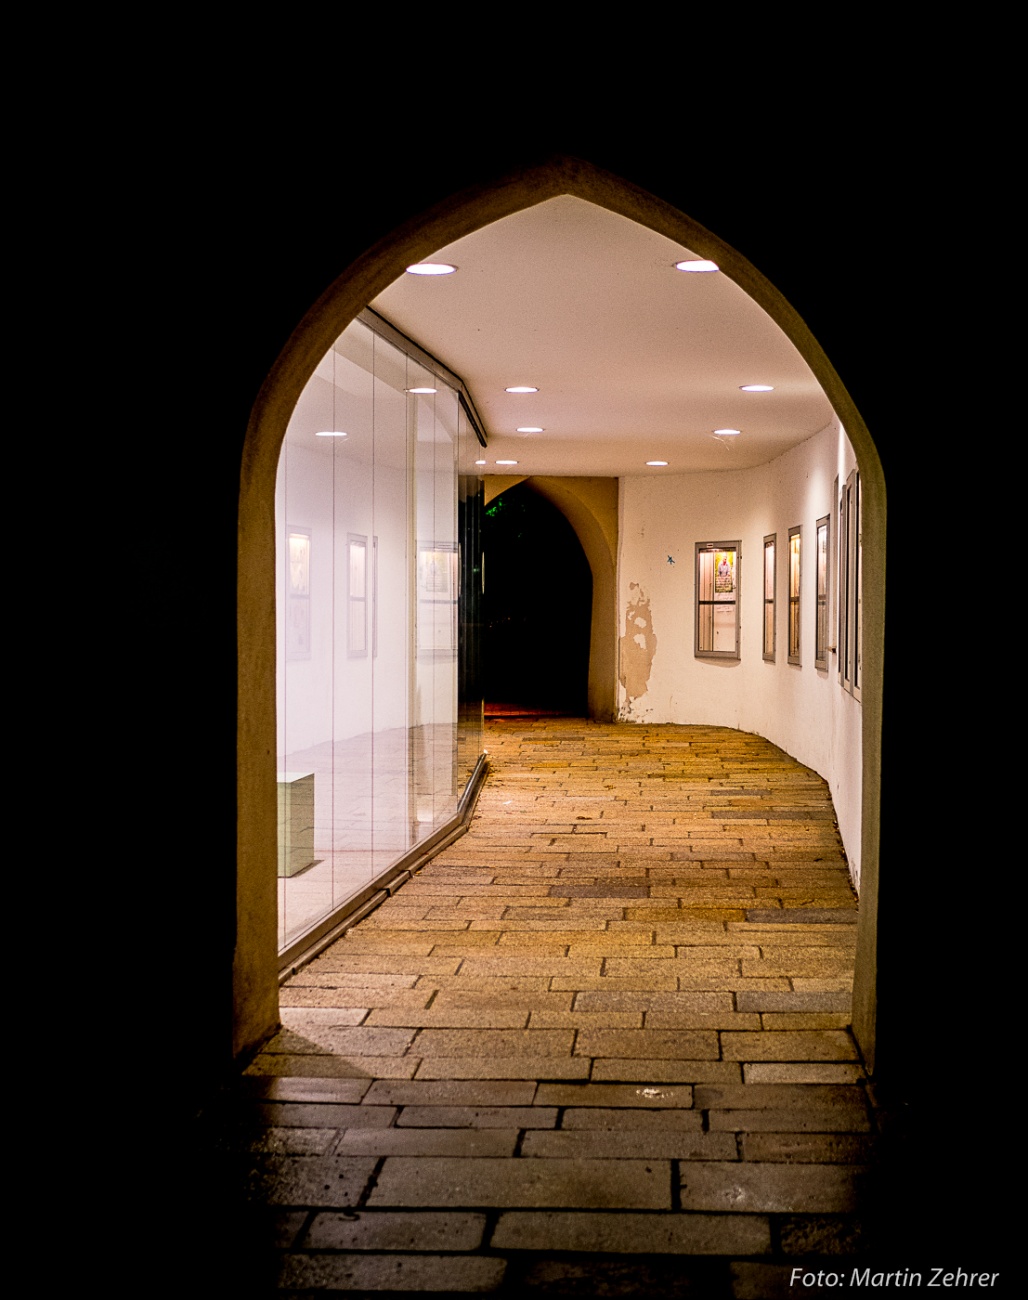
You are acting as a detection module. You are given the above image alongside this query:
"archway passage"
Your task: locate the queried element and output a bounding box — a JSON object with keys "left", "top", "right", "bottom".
{"left": 483, "top": 485, "right": 591, "bottom": 717}
{"left": 237, "top": 153, "right": 883, "bottom": 1090}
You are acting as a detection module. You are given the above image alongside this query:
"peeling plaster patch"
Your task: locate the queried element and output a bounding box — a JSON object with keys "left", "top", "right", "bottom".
{"left": 619, "top": 582, "right": 657, "bottom": 709}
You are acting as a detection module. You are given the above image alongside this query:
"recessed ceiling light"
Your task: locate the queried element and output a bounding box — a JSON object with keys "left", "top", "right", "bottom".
{"left": 714, "top": 428, "right": 741, "bottom": 437}
{"left": 406, "top": 386, "right": 437, "bottom": 394}
{"left": 516, "top": 427, "right": 543, "bottom": 434}
{"left": 505, "top": 386, "right": 538, "bottom": 394}
{"left": 405, "top": 263, "right": 456, "bottom": 276}
{"left": 675, "top": 259, "right": 719, "bottom": 273}
{"left": 646, "top": 460, "right": 669, "bottom": 467}
{"left": 496, "top": 459, "right": 519, "bottom": 466}
{"left": 740, "top": 384, "right": 774, "bottom": 392}
{"left": 316, "top": 430, "right": 348, "bottom": 437}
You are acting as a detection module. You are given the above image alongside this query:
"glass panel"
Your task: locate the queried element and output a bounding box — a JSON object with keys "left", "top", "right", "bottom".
{"left": 815, "top": 516, "right": 829, "bottom": 670}
{"left": 413, "top": 373, "right": 460, "bottom": 837}
{"left": 369, "top": 327, "right": 413, "bottom": 877}
{"left": 697, "top": 550, "right": 714, "bottom": 652}
{"left": 696, "top": 542, "right": 739, "bottom": 659}
{"left": 275, "top": 317, "right": 483, "bottom": 956}
{"left": 763, "top": 535, "right": 775, "bottom": 661}
{"left": 788, "top": 528, "right": 801, "bottom": 664}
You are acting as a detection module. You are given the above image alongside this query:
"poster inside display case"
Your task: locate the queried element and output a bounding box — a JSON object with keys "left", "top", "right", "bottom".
{"left": 695, "top": 541, "right": 740, "bottom": 659}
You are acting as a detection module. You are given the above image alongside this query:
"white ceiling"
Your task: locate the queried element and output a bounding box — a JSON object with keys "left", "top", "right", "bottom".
{"left": 371, "top": 196, "right": 836, "bottom": 478}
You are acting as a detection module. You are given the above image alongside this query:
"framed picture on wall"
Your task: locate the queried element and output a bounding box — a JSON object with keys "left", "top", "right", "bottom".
{"left": 417, "top": 542, "right": 458, "bottom": 654}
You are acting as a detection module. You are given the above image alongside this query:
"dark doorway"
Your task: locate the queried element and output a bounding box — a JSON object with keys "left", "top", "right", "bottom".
{"left": 483, "top": 484, "right": 592, "bottom": 716}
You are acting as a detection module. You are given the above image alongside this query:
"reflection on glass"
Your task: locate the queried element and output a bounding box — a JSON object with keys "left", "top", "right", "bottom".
{"left": 275, "top": 318, "right": 483, "bottom": 954}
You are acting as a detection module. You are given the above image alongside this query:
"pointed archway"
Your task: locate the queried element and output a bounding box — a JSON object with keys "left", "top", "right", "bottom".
{"left": 237, "top": 155, "right": 884, "bottom": 1071}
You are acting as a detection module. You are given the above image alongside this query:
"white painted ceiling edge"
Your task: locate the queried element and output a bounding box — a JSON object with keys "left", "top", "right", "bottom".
{"left": 371, "top": 195, "right": 837, "bottom": 477}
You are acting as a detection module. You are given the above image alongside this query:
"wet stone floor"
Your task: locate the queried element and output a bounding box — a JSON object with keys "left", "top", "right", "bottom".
{"left": 198, "top": 720, "right": 883, "bottom": 1297}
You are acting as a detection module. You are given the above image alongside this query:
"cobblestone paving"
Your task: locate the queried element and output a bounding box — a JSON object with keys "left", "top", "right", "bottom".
{"left": 208, "top": 721, "right": 872, "bottom": 1296}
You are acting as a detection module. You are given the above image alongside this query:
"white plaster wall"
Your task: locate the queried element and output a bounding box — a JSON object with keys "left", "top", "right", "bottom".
{"left": 617, "top": 420, "right": 864, "bottom": 887}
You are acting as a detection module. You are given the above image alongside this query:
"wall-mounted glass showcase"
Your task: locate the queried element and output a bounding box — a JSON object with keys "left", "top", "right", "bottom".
{"left": 815, "top": 515, "right": 829, "bottom": 670}
{"left": 839, "top": 470, "right": 861, "bottom": 699}
{"left": 696, "top": 541, "right": 740, "bottom": 659}
{"left": 763, "top": 534, "right": 776, "bottom": 662}
{"left": 788, "top": 526, "right": 801, "bottom": 665}
{"left": 275, "top": 310, "right": 485, "bottom": 962}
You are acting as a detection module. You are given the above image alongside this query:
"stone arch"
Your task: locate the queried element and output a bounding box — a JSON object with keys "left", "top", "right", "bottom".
{"left": 237, "top": 156, "right": 884, "bottom": 1068}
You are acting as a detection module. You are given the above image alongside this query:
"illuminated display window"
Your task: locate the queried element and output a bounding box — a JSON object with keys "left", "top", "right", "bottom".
{"left": 788, "top": 526, "right": 801, "bottom": 665}
{"left": 763, "top": 534, "right": 776, "bottom": 662}
{"left": 695, "top": 540, "right": 741, "bottom": 660}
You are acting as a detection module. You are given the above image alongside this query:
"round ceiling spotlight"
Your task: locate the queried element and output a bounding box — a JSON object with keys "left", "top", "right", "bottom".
{"left": 405, "top": 263, "right": 456, "bottom": 276}
{"left": 740, "top": 384, "right": 774, "bottom": 392}
{"left": 505, "top": 385, "right": 539, "bottom": 394}
{"left": 675, "top": 259, "right": 719, "bottom": 273}
{"left": 316, "top": 430, "right": 348, "bottom": 437}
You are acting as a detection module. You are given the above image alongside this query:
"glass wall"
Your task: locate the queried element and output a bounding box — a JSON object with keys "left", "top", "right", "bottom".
{"left": 275, "top": 314, "right": 484, "bottom": 955}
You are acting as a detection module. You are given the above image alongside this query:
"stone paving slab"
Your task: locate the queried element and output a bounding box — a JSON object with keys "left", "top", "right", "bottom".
{"left": 245, "top": 1054, "right": 420, "bottom": 1079}
{"left": 413, "top": 1029, "right": 575, "bottom": 1056}
{"left": 223, "top": 1126, "right": 338, "bottom": 1155}
{"left": 678, "top": 1162, "right": 866, "bottom": 1213}
{"left": 560, "top": 1106, "right": 703, "bottom": 1129}
{"left": 397, "top": 1106, "right": 558, "bottom": 1129}
{"left": 575, "top": 1029, "right": 720, "bottom": 1059}
{"left": 744, "top": 1063, "right": 865, "bottom": 1084}
{"left": 239, "top": 1077, "right": 373, "bottom": 1103}
{"left": 364, "top": 1081, "right": 538, "bottom": 1107}
{"left": 414, "top": 1056, "right": 593, "bottom": 1081}
{"left": 304, "top": 1210, "right": 488, "bottom": 1251}
{"left": 364, "top": 1008, "right": 531, "bottom": 1029}
{"left": 490, "top": 1209, "right": 771, "bottom": 1256}
{"left": 591, "top": 1060, "right": 743, "bottom": 1084}
{"left": 741, "top": 1133, "right": 875, "bottom": 1163}
{"left": 250, "top": 1102, "right": 397, "bottom": 1129}
{"left": 279, "top": 1252, "right": 507, "bottom": 1293}
{"left": 337, "top": 1127, "right": 519, "bottom": 1157}
{"left": 245, "top": 1155, "right": 378, "bottom": 1207}
{"left": 521, "top": 1129, "right": 737, "bottom": 1160}
{"left": 720, "top": 1031, "right": 859, "bottom": 1061}
{"left": 694, "top": 1084, "right": 866, "bottom": 1110}
{"left": 368, "top": 1156, "right": 671, "bottom": 1209}
{"left": 535, "top": 1082, "right": 694, "bottom": 1108}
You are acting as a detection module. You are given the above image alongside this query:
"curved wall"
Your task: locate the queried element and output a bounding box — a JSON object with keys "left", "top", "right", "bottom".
{"left": 617, "top": 418, "right": 863, "bottom": 885}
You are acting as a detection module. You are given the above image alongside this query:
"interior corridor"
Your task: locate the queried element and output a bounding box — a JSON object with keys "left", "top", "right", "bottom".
{"left": 202, "top": 718, "right": 880, "bottom": 1296}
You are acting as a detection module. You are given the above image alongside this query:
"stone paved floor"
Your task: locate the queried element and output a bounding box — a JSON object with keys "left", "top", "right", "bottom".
{"left": 201, "top": 720, "right": 879, "bottom": 1297}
